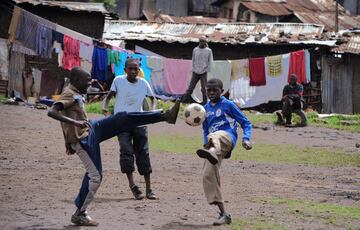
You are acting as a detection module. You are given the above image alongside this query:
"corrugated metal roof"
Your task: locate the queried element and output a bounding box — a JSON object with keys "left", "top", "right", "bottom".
{"left": 13, "top": 0, "right": 108, "bottom": 14}
{"left": 241, "top": 2, "right": 291, "bottom": 16}
{"left": 143, "top": 10, "right": 228, "bottom": 24}
{"left": 294, "top": 12, "right": 360, "bottom": 31}
{"left": 103, "top": 20, "right": 336, "bottom": 46}
{"left": 332, "top": 33, "right": 360, "bottom": 54}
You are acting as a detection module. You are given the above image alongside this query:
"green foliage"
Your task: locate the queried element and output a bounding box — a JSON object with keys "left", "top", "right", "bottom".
{"left": 85, "top": 98, "right": 115, "bottom": 114}
{"left": 0, "top": 95, "right": 7, "bottom": 103}
{"left": 149, "top": 134, "right": 360, "bottom": 167}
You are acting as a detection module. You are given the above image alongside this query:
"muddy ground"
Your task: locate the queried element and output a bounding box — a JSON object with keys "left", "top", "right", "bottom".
{"left": 0, "top": 104, "right": 359, "bottom": 230}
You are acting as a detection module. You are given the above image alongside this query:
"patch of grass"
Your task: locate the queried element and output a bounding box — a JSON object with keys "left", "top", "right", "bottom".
{"left": 85, "top": 98, "right": 115, "bottom": 114}
{"left": 244, "top": 111, "right": 276, "bottom": 126}
{"left": 244, "top": 110, "right": 360, "bottom": 133}
{"left": 149, "top": 135, "right": 360, "bottom": 167}
{"left": 308, "top": 112, "right": 360, "bottom": 133}
{"left": 0, "top": 95, "right": 8, "bottom": 103}
{"left": 261, "top": 198, "right": 360, "bottom": 227}
{"left": 354, "top": 182, "right": 360, "bottom": 187}
{"left": 230, "top": 217, "right": 286, "bottom": 230}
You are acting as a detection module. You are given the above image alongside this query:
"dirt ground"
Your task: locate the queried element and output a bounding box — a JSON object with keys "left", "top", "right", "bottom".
{"left": 0, "top": 104, "right": 359, "bottom": 230}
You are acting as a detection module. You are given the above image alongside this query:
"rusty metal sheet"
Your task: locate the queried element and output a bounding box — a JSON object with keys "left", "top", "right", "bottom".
{"left": 241, "top": 2, "right": 291, "bottom": 16}
{"left": 294, "top": 12, "right": 360, "bottom": 31}
{"left": 103, "top": 20, "right": 336, "bottom": 46}
{"left": 143, "top": 10, "right": 228, "bottom": 24}
{"left": 332, "top": 35, "right": 360, "bottom": 54}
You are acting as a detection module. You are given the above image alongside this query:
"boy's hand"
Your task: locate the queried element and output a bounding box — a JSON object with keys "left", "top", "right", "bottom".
{"left": 65, "top": 143, "right": 76, "bottom": 155}
{"left": 242, "top": 140, "right": 252, "bottom": 150}
{"left": 102, "top": 109, "right": 109, "bottom": 116}
{"left": 73, "top": 120, "right": 90, "bottom": 129}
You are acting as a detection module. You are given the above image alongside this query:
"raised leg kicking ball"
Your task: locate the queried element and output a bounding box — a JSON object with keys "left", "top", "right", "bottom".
{"left": 184, "top": 103, "right": 206, "bottom": 126}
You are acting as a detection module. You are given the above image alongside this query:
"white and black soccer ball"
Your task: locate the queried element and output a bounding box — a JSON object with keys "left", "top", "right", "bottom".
{"left": 184, "top": 103, "right": 206, "bottom": 126}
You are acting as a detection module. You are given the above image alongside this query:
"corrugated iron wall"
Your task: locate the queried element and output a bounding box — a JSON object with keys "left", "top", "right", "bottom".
{"left": 321, "top": 55, "right": 353, "bottom": 114}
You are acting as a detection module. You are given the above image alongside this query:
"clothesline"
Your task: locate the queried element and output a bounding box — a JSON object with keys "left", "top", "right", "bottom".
{"left": 6, "top": 4, "right": 312, "bottom": 108}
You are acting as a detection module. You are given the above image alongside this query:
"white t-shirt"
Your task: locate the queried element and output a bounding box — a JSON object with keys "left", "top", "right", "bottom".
{"left": 110, "top": 75, "right": 154, "bottom": 113}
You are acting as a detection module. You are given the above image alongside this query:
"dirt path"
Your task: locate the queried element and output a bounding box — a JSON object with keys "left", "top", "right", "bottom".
{"left": 0, "top": 104, "right": 359, "bottom": 230}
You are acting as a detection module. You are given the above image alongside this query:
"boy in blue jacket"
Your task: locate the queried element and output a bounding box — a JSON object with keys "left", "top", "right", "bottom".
{"left": 196, "top": 78, "right": 252, "bottom": 226}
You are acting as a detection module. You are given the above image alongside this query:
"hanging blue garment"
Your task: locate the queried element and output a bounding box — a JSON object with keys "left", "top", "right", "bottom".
{"left": 114, "top": 51, "right": 128, "bottom": 77}
{"left": 91, "top": 46, "right": 108, "bottom": 82}
{"left": 36, "top": 26, "right": 53, "bottom": 58}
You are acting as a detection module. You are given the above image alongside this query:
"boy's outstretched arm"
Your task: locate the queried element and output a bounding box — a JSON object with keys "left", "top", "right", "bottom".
{"left": 48, "top": 103, "right": 89, "bottom": 128}
{"left": 229, "top": 103, "right": 252, "bottom": 149}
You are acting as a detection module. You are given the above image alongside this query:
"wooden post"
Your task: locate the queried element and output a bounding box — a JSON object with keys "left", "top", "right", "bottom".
{"left": 335, "top": 0, "right": 339, "bottom": 32}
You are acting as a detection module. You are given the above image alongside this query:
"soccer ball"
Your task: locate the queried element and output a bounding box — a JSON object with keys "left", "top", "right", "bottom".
{"left": 184, "top": 103, "right": 206, "bottom": 126}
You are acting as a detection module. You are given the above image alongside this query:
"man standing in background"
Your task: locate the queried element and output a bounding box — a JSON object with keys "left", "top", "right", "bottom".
{"left": 182, "top": 37, "right": 213, "bottom": 105}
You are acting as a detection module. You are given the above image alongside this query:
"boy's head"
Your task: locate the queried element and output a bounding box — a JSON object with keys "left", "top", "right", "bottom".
{"left": 124, "top": 58, "right": 139, "bottom": 81}
{"left": 206, "top": 78, "right": 223, "bottom": 103}
{"left": 69, "top": 66, "right": 91, "bottom": 94}
{"left": 289, "top": 74, "right": 297, "bottom": 86}
{"left": 199, "top": 36, "right": 207, "bottom": 48}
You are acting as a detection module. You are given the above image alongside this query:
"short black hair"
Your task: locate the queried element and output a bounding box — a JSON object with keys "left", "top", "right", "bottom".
{"left": 69, "top": 66, "right": 89, "bottom": 84}
{"left": 207, "top": 78, "right": 223, "bottom": 89}
{"left": 125, "top": 58, "right": 139, "bottom": 68}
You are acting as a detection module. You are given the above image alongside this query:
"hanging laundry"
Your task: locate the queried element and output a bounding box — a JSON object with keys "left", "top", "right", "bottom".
{"left": 305, "top": 50, "right": 311, "bottom": 83}
{"left": 81, "top": 59, "right": 92, "bottom": 73}
{"left": 114, "top": 51, "right": 131, "bottom": 77}
{"left": 92, "top": 46, "right": 108, "bottom": 82}
{"left": 264, "top": 53, "right": 290, "bottom": 101}
{"left": 208, "top": 60, "right": 232, "bottom": 92}
{"left": 107, "top": 49, "right": 121, "bottom": 65}
{"left": 288, "top": 50, "right": 306, "bottom": 83}
{"left": 163, "top": 58, "right": 192, "bottom": 95}
{"left": 62, "top": 35, "right": 80, "bottom": 70}
{"left": 79, "top": 42, "right": 94, "bottom": 61}
{"left": 8, "top": 6, "right": 21, "bottom": 43}
{"left": 133, "top": 53, "right": 152, "bottom": 82}
{"left": 230, "top": 54, "right": 290, "bottom": 108}
{"left": 249, "top": 57, "right": 266, "bottom": 86}
{"left": 53, "top": 41, "right": 64, "bottom": 67}
{"left": 52, "top": 30, "right": 64, "bottom": 45}
{"left": 230, "top": 59, "right": 256, "bottom": 106}
{"left": 36, "top": 26, "right": 53, "bottom": 58}
{"left": 147, "top": 56, "right": 165, "bottom": 96}
{"left": 15, "top": 10, "right": 39, "bottom": 51}
{"left": 232, "top": 59, "right": 249, "bottom": 80}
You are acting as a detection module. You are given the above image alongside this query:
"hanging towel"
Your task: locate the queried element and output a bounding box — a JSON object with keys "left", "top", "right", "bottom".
{"left": 163, "top": 58, "right": 192, "bottom": 95}
{"left": 107, "top": 49, "right": 121, "bottom": 66}
{"left": 230, "top": 59, "right": 256, "bottom": 106}
{"left": 147, "top": 56, "right": 165, "bottom": 96}
{"left": 264, "top": 53, "right": 290, "bottom": 101}
{"left": 249, "top": 57, "right": 266, "bottom": 86}
{"left": 208, "top": 60, "right": 232, "bottom": 91}
{"left": 62, "top": 35, "right": 80, "bottom": 70}
{"left": 91, "top": 46, "right": 108, "bottom": 82}
{"left": 79, "top": 42, "right": 94, "bottom": 61}
{"left": 288, "top": 50, "right": 306, "bottom": 83}
{"left": 305, "top": 50, "right": 311, "bottom": 83}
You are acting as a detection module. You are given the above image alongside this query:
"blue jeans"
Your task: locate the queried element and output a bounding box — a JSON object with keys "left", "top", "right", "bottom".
{"left": 74, "top": 111, "right": 163, "bottom": 210}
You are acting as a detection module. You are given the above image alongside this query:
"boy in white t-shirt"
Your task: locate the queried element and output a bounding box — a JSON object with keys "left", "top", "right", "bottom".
{"left": 103, "top": 58, "right": 158, "bottom": 200}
